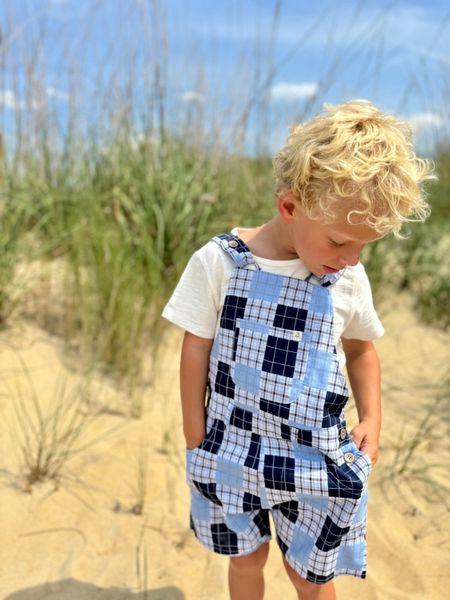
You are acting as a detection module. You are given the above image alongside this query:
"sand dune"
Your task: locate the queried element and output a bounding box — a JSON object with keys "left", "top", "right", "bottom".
{"left": 0, "top": 294, "right": 449, "bottom": 599}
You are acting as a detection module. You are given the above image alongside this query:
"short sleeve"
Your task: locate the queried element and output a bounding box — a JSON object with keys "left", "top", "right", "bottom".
{"left": 161, "top": 247, "right": 222, "bottom": 339}
{"left": 341, "top": 264, "right": 384, "bottom": 341}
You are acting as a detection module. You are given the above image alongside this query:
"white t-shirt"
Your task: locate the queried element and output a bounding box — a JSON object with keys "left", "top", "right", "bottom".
{"left": 162, "top": 231, "right": 384, "bottom": 367}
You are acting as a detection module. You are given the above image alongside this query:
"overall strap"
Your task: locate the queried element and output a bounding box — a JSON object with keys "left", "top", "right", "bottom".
{"left": 306, "top": 270, "right": 346, "bottom": 287}
{"left": 212, "top": 233, "right": 261, "bottom": 270}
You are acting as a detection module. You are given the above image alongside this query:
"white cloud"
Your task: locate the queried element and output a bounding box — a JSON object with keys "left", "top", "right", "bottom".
{"left": 0, "top": 90, "right": 23, "bottom": 110}
{"left": 271, "top": 82, "right": 318, "bottom": 102}
{"left": 407, "top": 112, "right": 443, "bottom": 132}
{"left": 0, "top": 87, "right": 70, "bottom": 111}
{"left": 180, "top": 91, "right": 205, "bottom": 103}
{"left": 47, "top": 86, "right": 69, "bottom": 102}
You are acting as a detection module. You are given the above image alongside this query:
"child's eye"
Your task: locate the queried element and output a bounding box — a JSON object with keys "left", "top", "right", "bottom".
{"left": 329, "top": 239, "right": 345, "bottom": 247}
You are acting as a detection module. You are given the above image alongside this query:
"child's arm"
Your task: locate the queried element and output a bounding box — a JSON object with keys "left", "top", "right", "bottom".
{"left": 342, "top": 338, "right": 381, "bottom": 466}
{"left": 180, "top": 331, "right": 214, "bottom": 449}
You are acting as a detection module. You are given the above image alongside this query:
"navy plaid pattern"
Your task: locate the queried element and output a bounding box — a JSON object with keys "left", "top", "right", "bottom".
{"left": 186, "top": 233, "right": 372, "bottom": 583}
{"left": 189, "top": 484, "right": 369, "bottom": 583}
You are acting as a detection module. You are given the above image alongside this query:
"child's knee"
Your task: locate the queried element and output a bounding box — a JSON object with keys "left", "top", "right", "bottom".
{"left": 229, "top": 543, "right": 270, "bottom": 576}
{"left": 283, "top": 556, "right": 334, "bottom": 596}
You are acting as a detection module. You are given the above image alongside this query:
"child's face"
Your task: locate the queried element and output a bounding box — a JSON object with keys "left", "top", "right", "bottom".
{"left": 280, "top": 195, "right": 383, "bottom": 275}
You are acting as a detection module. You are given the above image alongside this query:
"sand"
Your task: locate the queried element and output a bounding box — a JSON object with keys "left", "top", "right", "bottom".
{"left": 0, "top": 293, "right": 449, "bottom": 600}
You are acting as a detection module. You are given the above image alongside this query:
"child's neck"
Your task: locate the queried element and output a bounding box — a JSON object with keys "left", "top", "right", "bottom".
{"left": 238, "top": 217, "right": 298, "bottom": 261}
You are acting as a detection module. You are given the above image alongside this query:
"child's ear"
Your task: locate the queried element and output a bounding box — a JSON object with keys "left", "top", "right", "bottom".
{"left": 277, "top": 192, "right": 298, "bottom": 223}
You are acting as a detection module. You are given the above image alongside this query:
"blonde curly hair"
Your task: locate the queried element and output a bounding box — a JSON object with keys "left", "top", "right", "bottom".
{"left": 273, "top": 99, "right": 436, "bottom": 236}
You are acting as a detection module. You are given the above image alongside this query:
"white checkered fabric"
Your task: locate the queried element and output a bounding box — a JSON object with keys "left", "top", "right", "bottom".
{"left": 186, "top": 233, "right": 372, "bottom": 583}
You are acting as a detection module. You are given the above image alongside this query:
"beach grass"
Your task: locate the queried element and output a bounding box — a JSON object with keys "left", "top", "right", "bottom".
{"left": 3, "top": 136, "right": 447, "bottom": 385}
{"left": 0, "top": 0, "right": 448, "bottom": 386}
{"left": 3, "top": 355, "right": 124, "bottom": 490}
{"left": 379, "top": 378, "right": 450, "bottom": 509}
{"left": 8, "top": 368, "right": 94, "bottom": 489}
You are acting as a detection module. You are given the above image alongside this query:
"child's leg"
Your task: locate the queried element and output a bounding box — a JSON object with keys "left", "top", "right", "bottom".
{"left": 229, "top": 542, "right": 270, "bottom": 600}
{"left": 283, "top": 557, "right": 336, "bottom": 600}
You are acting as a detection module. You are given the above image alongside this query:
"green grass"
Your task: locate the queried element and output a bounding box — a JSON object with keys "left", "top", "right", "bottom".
{"left": 362, "top": 158, "right": 450, "bottom": 320}
{"left": 2, "top": 135, "right": 277, "bottom": 385}
{"left": 0, "top": 3, "right": 448, "bottom": 384}
{"left": 1, "top": 137, "right": 448, "bottom": 385}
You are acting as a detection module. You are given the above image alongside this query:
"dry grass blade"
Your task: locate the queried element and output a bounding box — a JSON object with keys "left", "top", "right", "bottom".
{"left": 3, "top": 353, "right": 125, "bottom": 490}
{"left": 379, "top": 378, "right": 450, "bottom": 506}
{"left": 136, "top": 524, "right": 149, "bottom": 599}
{"left": 132, "top": 445, "right": 148, "bottom": 516}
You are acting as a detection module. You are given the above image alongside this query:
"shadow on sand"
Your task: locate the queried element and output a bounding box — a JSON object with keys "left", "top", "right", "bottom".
{"left": 4, "top": 579, "right": 185, "bottom": 600}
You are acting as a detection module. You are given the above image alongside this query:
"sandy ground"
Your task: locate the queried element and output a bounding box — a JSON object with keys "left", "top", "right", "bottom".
{"left": 0, "top": 293, "right": 449, "bottom": 600}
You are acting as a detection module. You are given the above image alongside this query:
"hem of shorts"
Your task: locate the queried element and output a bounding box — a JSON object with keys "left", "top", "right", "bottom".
{"left": 283, "top": 551, "right": 367, "bottom": 584}
{"left": 192, "top": 529, "right": 272, "bottom": 557}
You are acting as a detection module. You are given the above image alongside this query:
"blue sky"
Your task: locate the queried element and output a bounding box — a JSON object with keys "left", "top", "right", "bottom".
{"left": 1, "top": 0, "right": 449, "bottom": 156}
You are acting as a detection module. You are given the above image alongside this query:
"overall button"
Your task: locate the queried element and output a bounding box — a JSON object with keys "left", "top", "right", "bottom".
{"left": 228, "top": 240, "right": 239, "bottom": 248}
{"left": 344, "top": 452, "right": 355, "bottom": 464}
{"left": 339, "top": 427, "right": 347, "bottom": 440}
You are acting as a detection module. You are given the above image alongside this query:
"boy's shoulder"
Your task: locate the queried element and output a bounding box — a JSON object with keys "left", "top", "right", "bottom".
{"left": 192, "top": 236, "right": 236, "bottom": 277}
{"left": 336, "top": 261, "right": 374, "bottom": 300}
{"left": 193, "top": 236, "right": 371, "bottom": 295}
{"left": 195, "top": 236, "right": 230, "bottom": 260}
{"left": 342, "top": 261, "right": 367, "bottom": 279}
{"left": 195, "top": 233, "right": 243, "bottom": 263}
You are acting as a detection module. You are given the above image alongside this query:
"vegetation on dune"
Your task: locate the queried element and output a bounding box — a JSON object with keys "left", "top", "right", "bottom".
{"left": 0, "top": 1, "right": 447, "bottom": 496}
{"left": 0, "top": 0, "right": 448, "bottom": 386}
{"left": 1, "top": 133, "right": 276, "bottom": 382}
{"left": 1, "top": 132, "right": 449, "bottom": 383}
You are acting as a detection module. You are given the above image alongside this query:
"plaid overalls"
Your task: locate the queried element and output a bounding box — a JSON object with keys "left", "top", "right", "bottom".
{"left": 186, "top": 233, "right": 372, "bottom": 583}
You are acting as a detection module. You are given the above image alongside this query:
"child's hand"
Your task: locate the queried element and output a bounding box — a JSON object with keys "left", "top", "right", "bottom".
{"left": 350, "top": 420, "right": 380, "bottom": 467}
{"left": 185, "top": 431, "right": 206, "bottom": 450}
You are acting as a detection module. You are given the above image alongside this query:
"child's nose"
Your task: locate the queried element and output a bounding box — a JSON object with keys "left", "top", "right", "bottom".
{"left": 339, "top": 249, "right": 361, "bottom": 267}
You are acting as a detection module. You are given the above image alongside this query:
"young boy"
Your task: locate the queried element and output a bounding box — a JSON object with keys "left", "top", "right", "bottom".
{"left": 162, "top": 100, "right": 434, "bottom": 599}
